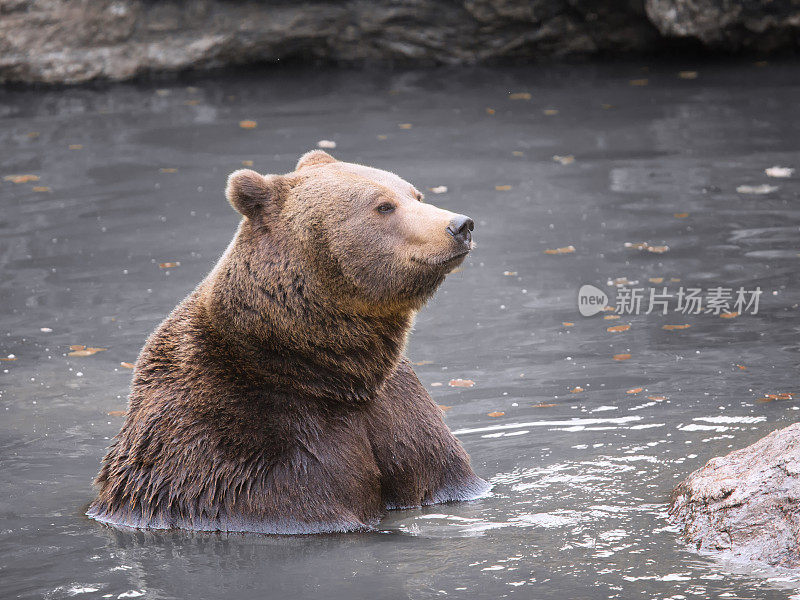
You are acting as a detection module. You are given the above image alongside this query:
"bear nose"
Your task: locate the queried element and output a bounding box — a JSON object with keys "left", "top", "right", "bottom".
{"left": 446, "top": 214, "right": 474, "bottom": 243}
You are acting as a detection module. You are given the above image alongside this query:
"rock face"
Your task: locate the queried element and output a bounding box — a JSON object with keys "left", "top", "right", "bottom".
{"left": 669, "top": 423, "right": 800, "bottom": 568}
{"left": 0, "top": 0, "right": 798, "bottom": 85}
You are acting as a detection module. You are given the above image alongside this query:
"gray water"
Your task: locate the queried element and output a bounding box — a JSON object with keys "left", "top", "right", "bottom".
{"left": 2, "top": 63, "right": 800, "bottom": 600}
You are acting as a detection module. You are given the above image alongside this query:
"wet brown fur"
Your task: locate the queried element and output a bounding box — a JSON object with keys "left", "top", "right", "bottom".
{"left": 87, "top": 151, "right": 489, "bottom": 533}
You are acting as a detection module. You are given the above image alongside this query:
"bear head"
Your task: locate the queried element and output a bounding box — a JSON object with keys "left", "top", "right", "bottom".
{"left": 225, "top": 150, "right": 474, "bottom": 313}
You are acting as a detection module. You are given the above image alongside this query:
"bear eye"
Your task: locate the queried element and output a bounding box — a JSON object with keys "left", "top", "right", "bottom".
{"left": 376, "top": 202, "right": 396, "bottom": 214}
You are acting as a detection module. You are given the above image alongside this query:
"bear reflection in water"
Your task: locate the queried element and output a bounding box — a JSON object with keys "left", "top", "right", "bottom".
{"left": 87, "top": 150, "right": 490, "bottom": 534}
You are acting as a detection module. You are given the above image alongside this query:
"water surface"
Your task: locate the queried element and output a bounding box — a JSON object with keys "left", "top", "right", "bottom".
{"left": 2, "top": 62, "right": 800, "bottom": 599}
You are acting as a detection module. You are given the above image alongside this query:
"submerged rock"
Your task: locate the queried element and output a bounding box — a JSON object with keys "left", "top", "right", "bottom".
{"left": 669, "top": 423, "right": 800, "bottom": 568}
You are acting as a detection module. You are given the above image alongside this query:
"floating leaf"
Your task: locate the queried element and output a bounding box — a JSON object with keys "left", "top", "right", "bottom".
{"left": 160, "top": 168, "right": 177, "bottom": 173}
{"left": 674, "top": 213, "right": 689, "bottom": 218}
{"left": 543, "top": 109, "right": 559, "bottom": 116}
{"left": 120, "top": 362, "right": 135, "bottom": 369}
{"left": 69, "top": 144, "right": 83, "bottom": 150}
{"left": 398, "top": 123, "right": 412, "bottom": 129}
{"left": 438, "top": 405, "right": 452, "bottom": 412}
{"left": 486, "top": 108, "right": 496, "bottom": 115}
{"left": 107, "top": 410, "right": 126, "bottom": 416}
{"left": 720, "top": 311, "right": 739, "bottom": 319}
{"left": 239, "top": 120, "right": 257, "bottom": 129}
{"left": 613, "top": 353, "right": 632, "bottom": 361}
{"left": 430, "top": 382, "right": 443, "bottom": 387}
{"left": 629, "top": 79, "right": 649, "bottom": 86}
{"left": 413, "top": 360, "right": 434, "bottom": 366}
{"left": 159, "top": 262, "right": 180, "bottom": 268}
{"left": 32, "top": 186, "right": 51, "bottom": 192}
{"left": 317, "top": 140, "right": 336, "bottom": 149}
{"left": 184, "top": 99, "right": 200, "bottom": 106}
{"left": 553, "top": 155, "right": 575, "bottom": 165}
{"left": 604, "top": 315, "right": 620, "bottom": 320}
{"left": 512, "top": 151, "right": 524, "bottom": 157}
{"left": 503, "top": 271, "right": 517, "bottom": 276}
{"left": 627, "top": 387, "right": 643, "bottom": 394}
{"left": 0, "top": 356, "right": 17, "bottom": 362}
{"left": 678, "top": 71, "right": 698, "bottom": 79}
{"left": 765, "top": 166, "right": 794, "bottom": 178}
{"left": 508, "top": 92, "right": 531, "bottom": 100}
{"left": 649, "top": 277, "right": 664, "bottom": 283}
{"left": 662, "top": 324, "right": 690, "bottom": 330}
{"left": 601, "top": 103, "right": 614, "bottom": 110}
{"left": 534, "top": 403, "right": 557, "bottom": 408}
{"left": 449, "top": 378, "right": 475, "bottom": 388}
{"left": 736, "top": 184, "right": 778, "bottom": 194}
{"left": 487, "top": 411, "right": 505, "bottom": 417}
{"left": 377, "top": 134, "right": 388, "bottom": 140}
{"left": 69, "top": 346, "right": 107, "bottom": 357}
{"left": 4, "top": 174, "right": 39, "bottom": 183}
{"left": 736, "top": 364, "right": 747, "bottom": 370}
{"left": 429, "top": 186, "right": 448, "bottom": 194}
{"left": 27, "top": 132, "right": 40, "bottom": 138}
{"left": 571, "top": 386, "right": 584, "bottom": 393}
{"left": 607, "top": 324, "right": 630, "bottom": 333}
{"left": 242, "top": 160, "right": 254, "bottom": 167}
{"left": 544, "top": 245, "right": 575, "bottom": 255}
{"left": 647, "top": 395, "right": 666, "bottom": 401}
{"left": 562, "top": 322, "right": 574, "bottom": 327}
{"left": 495, "top": 185, "right": 512, "bottom": 191}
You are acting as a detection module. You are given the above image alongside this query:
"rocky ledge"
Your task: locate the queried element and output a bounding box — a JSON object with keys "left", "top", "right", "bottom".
{"left": 669, "top": 423, "right": 800, "bottom": 568}
{"left": 1, "top": 0, "right": 799, "bottom": 85}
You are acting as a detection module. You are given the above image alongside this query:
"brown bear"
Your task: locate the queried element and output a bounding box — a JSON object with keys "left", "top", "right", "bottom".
{"left": 87, "top": 150, "right": 489, "bottom": 533}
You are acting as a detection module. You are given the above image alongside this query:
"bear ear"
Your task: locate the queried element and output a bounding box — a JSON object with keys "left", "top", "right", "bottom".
{"left": 296, "top": 150, "right": 337, "bottom": 171}
{"left": 225, "top": 169, "right": 284, "bottom": 219}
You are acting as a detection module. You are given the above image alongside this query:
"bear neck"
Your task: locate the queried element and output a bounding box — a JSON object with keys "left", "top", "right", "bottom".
{"left": 201, "top": 225, "right": 414, "bottom": 405}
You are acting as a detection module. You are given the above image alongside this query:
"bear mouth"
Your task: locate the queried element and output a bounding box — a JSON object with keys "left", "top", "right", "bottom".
{"left": 412, "top": 249, "right": 470, "bottom": 268}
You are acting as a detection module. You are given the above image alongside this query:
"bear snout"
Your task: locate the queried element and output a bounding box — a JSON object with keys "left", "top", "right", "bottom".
{"left": 446, "top": 214, "right": 474, "bottom": 245}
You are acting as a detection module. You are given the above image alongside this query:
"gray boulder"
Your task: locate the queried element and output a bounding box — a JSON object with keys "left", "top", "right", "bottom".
{"left": 669, "top": 423, "right": 800, "bottom": 568}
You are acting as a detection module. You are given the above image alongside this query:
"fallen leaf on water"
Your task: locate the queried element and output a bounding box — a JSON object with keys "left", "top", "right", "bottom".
{"left": 107, "top": 410, "right": 126, "bottom": 416}
{"left": 503, "top": 271, "right": 517, "bottom": 276}
{"left": 648, "top": 245, "right": 669, "bottom": 254}
{"left": 601, "top": 103, "right": 614, "bottom": 110}
{"left": 239, "top": 120, "right": 257, "bottom": 129}
{"left": 647, "top": 395, "right": 666, "bottom": 401}
{"left": 438, "top": 405, "right": 452, "bottom": 412}
{"left": 69, "top": 144, "right": 83, "bottom": 150}
{"left": 159, "top": 262, "right": 180, "bottom": 268}
{"left": 69, "top": 346, "right": 107, "bottom": 357}
{"left": 736, "top": 364, "right": 747, "bottom": 370}
{"left": 0, "top": 356, "right": 17, "bottom": 362}
{"left": 512, "top": 151, "right": 524, "bottom": 157}
{"left": 765, "top": 166, "right": 794, "bottom": 178}
{"left": 553, "top": 155, "right": 575, "bottom": 165}
{"left": 607, "top": 324, "right": 631, "bottom": 333}
{"left": 317, "top": 140, "right": 336, "bottom": 149}
{"left": 160, "top": 168, "right": 177, "bottom": 173}
{"left": 670, "top": 277, "right": 681, "bottom": 282}
{"left": 413, "top": 360, "right": 434, "bottom": 366}
{"left": 429, "top": 186, "right": 448, "bottom": 194}
{"left": 398, "top": 123, "right": 412, "bottom": 129}
{"left": 377, "top": 134, "right": 388, "bottom": 140}
{"left": 486, "top": 108, "right": 496, "bottom": 115}
{"left": 32, "top": 186, "right": 51, "bottom": 192}
{"left": 571, "top": 386, "right": 584, "bottom": 393}
{"left": 604, "top": 315, "right": 620, "bottom": 320}
{"left": 627, "top": 387, "right": 643, "bottom": 394}
{"left": 40, "top": 327, "right": 52, "bottom": 332}
{"left": 613, "top": 353, "right": 632, "bottom": 361}
{"left": 543, "top": 109, "right": 559, "bottom": 116}
{"left": 625, "top": 242, "right": 669, "bottom": 254}
{"left": 508, "top": 92, "right": 531, "bottom": 100}
{"left": 495, "top": 185, "right": 512, "bottom": 191}
{"left": 534, "top": 403, "right": 557, "bottom": 408}
{"left": 4, "top": 174, "right": 39, "bottom": 183}
{"left": 449, "top": 378, "right": 475, "bottom": 388}
{"left": 736, "top": 184, "right": 778, "bottom": 194}
{"left": 602, "top": 306, "right": 617, "bottom": 312}
{"left": 242, "top": 160, "right": 254, "bottom": 166}
{"left": 430, "top": 382, "right": 443, "bottom": 387}
{"left": 629, "top": 79, "right": 649, "bottom": 86}
{"left": 184, "top": 99, "right": 200, "bottom": 106}
{"left": 649, "top": 277, "right": 664, "bottom": 283}
{"left": 663, "top": 324, "right": 691, "bottom": 330}
{"left": 562, "top": 322, "right": 574, "bottom": 327}
{"left": 487, "top": 411, "right": 505, "bottom": 417}
{"left": 120, "top": 362, "right": 135, "bottom": 369}
{"left": 27, "top": 132, "right": 40, "bottom": 138}
{"left": 674, "top": 213, "right": 689, "bottom": 218}
{"left": 544, "top": 245, "right": 575, "bottom": 255}
{"left": 720, "top": 312, "right": 739, "bottom": 319}
{"left": 678, "top": 71, "right": 698, "bottom": 79}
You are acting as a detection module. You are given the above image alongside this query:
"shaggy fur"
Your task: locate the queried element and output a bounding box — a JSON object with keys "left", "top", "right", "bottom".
{"left": 87, "top": 151, "right": 489, "bottom": 533}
